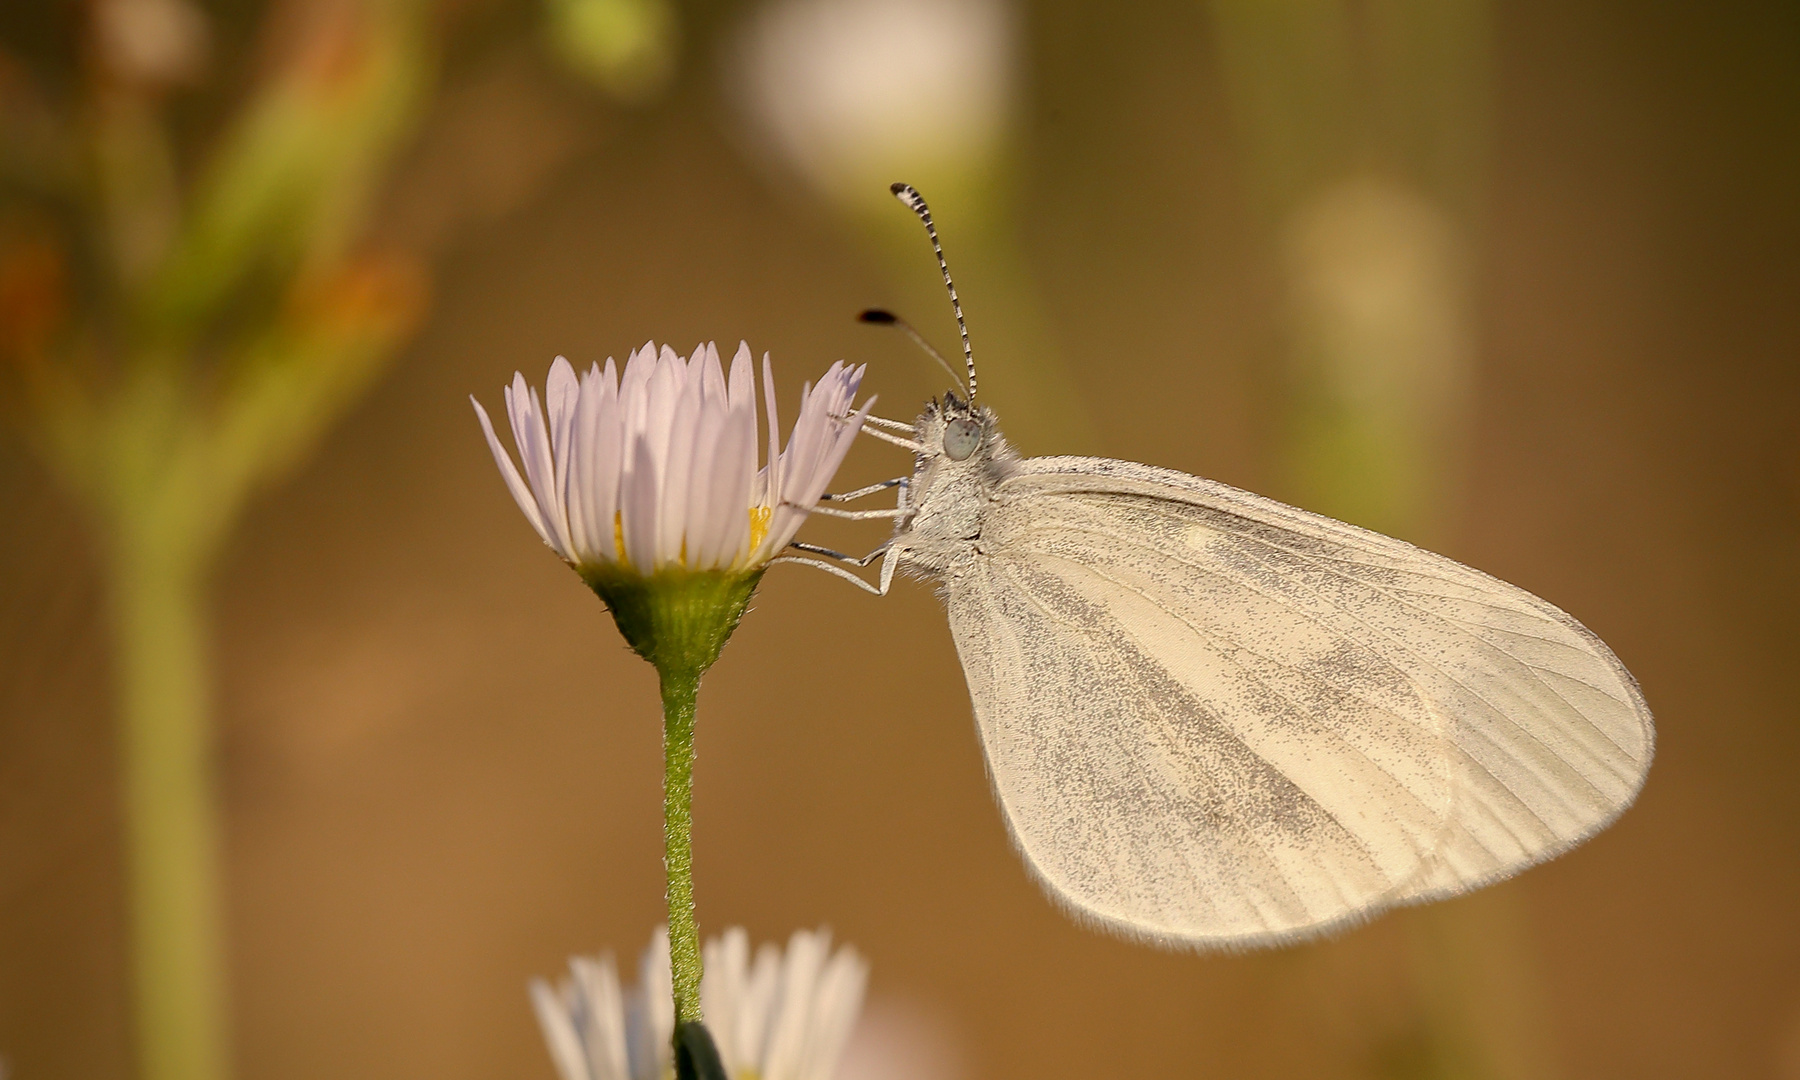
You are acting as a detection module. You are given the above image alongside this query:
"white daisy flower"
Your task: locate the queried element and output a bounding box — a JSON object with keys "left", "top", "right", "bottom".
{"left": 473, "top": 341, "right": 872, "bottom": 580}
{"left": 532, "top": 926, "right": 869, "bottom": 1080}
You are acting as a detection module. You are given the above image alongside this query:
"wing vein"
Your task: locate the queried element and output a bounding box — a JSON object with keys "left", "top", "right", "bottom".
{"left": 1021, "top": 515, "right": 1585, "bottom": 830}
{"left": 1027, "top": 547, "right": 1450, "bottom": 861}
{"left": 989, "top": 556, "right": 1324, "bottom": 932}
{"left": 1217, "top": 526, "right": 1638, "bottom": 789}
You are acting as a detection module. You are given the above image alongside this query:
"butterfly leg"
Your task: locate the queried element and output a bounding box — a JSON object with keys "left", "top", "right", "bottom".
{"left": 818, "top": 477, "right": 907, "bottom": 503}
{"left": 877, "top": 544, "right": 901, "bottom": 594}
{"left": 787, "top": 540, "right": 889, "bottom": 567}
{"left": 775, "top": 539, "right": 899, "bottom": 595}
{"left": 771, "top": 556, "right": 887, "bottom": 594}
{"left": 857, "top": 425, "right": 923, "bottom": 451}
{"left": 804, "top": 505, "right": 910, "bottom": 520}
{"left": 781, "top": 491, "right": 911, "bottom": 520}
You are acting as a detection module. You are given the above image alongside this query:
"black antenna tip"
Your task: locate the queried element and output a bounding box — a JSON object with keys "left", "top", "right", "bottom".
{"left": 858, "top": 308, "right": 898, "bottom": 325}
{"left": 890, "top": 183, "right": 926, "bottom": 212}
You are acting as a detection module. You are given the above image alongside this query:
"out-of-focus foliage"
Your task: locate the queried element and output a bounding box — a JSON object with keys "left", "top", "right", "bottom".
{"left": 0, "top": 0, "right": 627, "bottom": 1077}
{"left": 1210, "top": 0, "right": 1487, "bottom": 545}
{"left": 546, "top": 0, "right": 677, "bottom": 101}
{"left": 0, "top": 2, "right": 435, "bottom": 1076}
{"left": 0, "top": 1, "right": 1793, "bottom": 1079}
{"left": 1, "top": 0, "right": 429, "bottom": 558}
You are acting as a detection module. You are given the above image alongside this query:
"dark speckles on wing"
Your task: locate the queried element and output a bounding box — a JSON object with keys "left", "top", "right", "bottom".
{"left": 950, "top": 538, "right": 1433, "bottom": 939}
{"left": 944, "top": 470, "right": 1652, "bottom": 947}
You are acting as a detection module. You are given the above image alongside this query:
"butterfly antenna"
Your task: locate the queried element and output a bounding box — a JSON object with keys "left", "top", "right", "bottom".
{"left": 856, "top": 309, "right": 967, "bottom": 394}
{"left": 890, "top": 182, "right": 977, "bottom": 401}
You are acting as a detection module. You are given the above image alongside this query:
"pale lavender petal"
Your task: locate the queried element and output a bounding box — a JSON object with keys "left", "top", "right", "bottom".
{"left": 760, "top": 354, "right": 781, "bottom": 514}
{"left": 758, "top": 368, "right": 871, "bottom": 560}
{"left": 706, "top": 395, "right": 755, "bottom": 569}
{"left": 793, "top": 367, "right": 869, "bottom": 508}
{"left": 702, "top": 929, "right": 752, "bottom": 1073}
{"left": 568, "top": 954, "right": 631, "bottom": 1080}
{"left": 528, "top": 980, "right": 589, "bottom": 1080}
{"left": 505, "top": 378, "right": 547, "bottom": 512}
{"left": 502, "top": 375, "right": 537, "bottom": 499}
{"left": 547, "top": 355, "right": 579, "bottom": 500}
{"left": 701, "top": 343, "right": 727, "bottom": 408}
{"left": 527, "top": 386, "right": 576, "bottom": 559}
{"left": 744, "top": 945, "right": 782, "bottom": 1065}
{"left": 657, "top": 364, "right": 703, "bottom": 565}
{"left": 472, "top": 396, "right": 550, "bottom": 543}
{"left": 802, "top": 380, "right": 873, "bottom": 508}
{"left": 591, "top": 360, "right": 622, "bottom": 563}
{"left": 622, "top": 343, "right": 655, "bottom": 400}
{"left": 804, "top": 946, "right": 868, "bottom": 1080}
{"left": 684, "top": 349, "right": 732, "bottom": 568}
{"left": 784, "top": 377, "right": 823, "bottom": 489}
{"left": 644, "top": 346, "right": 684, "bottom": 486}
{"left": 727, "top": 342, "right": 753, "bottom": 412}
{"left": 509, "top": 376, "right": 573, "bottom": 561}
{"left": 761, "top": 377, "right": 824, "bottom": 554}
{"left": 621, "top": 432, "right": 659, "bottom": 573}
{"left": 564, "top": 365, "right": 601, "bottom": 562}
{"left": 759, "top": 930, "right": 827, "bottom": 1080}
{"left": 685, "top": 404, "right": 728, "bottom": 568}
{"left": 619, "top": 344, "right": 655, "bottom": 448}
{"left": 720, "top": 345, "right": 759, "bottom": 563}
{"left": 712, "top": 400, "right": 756, "bottom": 567}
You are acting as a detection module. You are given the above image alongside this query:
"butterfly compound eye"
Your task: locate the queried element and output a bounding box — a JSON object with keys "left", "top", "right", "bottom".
{"left": 943, "top": 417, "right": 982, "bottom": 461}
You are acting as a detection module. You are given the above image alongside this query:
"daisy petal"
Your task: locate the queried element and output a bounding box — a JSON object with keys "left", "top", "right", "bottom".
{"left": 532, "top": 927, "right": 867, "bottom": 1080}
{"left": 475, "top": 343, "right": 873, "bottom": 577}
{"left": 472, "top": 396, "right": 549, "bottom": 543}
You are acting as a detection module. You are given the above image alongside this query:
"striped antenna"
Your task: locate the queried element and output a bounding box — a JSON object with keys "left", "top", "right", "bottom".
{"left": 889, "top": 183, "right": 977, "bottom": 401}
{"left": 858, "top": 309, "right": 968, "bottom": 394}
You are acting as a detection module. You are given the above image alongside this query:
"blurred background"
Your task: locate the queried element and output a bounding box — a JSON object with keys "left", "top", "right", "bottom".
{"left": 0, "top": 0, "right": 1795, "bottom": 1078}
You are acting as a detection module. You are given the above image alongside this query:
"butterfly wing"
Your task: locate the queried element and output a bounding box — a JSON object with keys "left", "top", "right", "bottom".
{"left": 945, "top": 456, "right": 1652, "bottom": 949}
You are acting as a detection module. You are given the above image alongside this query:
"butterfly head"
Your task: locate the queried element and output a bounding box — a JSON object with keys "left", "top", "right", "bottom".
{"left": 916, "top": 389, "right": 1002, "bottom": 466}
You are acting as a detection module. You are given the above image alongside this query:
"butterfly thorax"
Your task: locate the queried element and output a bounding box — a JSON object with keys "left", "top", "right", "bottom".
{"left": 895, "top": 394, "right": 1017, "bottom": 577}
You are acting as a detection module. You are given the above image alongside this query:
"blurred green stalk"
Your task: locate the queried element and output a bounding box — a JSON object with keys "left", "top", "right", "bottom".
{"left": 111, "top": 496, "right": 226, "bottom": 1080}
{"left": 1209, "top": 0, "right": 1488, "bottom": 542}
{"left": 3, "top": 2, "right": 435, "bottom": 1076}
{"left": 1206, "top": 3, "right": 1559, "bottom": 1079}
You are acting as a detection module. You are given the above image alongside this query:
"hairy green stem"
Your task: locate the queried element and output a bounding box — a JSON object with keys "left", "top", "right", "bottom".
{"left": 110, "top": 540, "right": 228, "bottom": 1080}
{"left": 661, "top": 668, "right": 702, "bottom": 1024}
{"left": 582, "top": 567, "right": 763, "bottom": 1030}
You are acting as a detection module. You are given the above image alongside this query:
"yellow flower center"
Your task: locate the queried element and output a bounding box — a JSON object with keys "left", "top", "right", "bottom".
{"left": 747, "top": 504, "right": 771, "bottom": 556}
{"left": 609, "top": 506, "right": 772, "bottom": 571}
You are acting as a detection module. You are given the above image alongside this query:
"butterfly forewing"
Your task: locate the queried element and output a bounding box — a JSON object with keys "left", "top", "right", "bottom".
{"left": 946, "top": 457, "right": 1653, "bottom": 949}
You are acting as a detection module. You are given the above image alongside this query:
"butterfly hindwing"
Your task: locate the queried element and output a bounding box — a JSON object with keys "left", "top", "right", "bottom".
{"left": 944, "top": 457, "right": 1653, "bottom": 948}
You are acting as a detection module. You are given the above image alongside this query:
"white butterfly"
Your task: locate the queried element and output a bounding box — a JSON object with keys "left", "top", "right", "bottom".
{"left": 783, "top": 184, "right": 1654, "bottom": 951}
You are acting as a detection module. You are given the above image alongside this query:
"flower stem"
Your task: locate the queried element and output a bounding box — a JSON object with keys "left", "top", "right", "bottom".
{"left": 584, "top": 568, "right": 763, "bottom": 1028}
{"left": 660, "top": 667, "right": 703, "bottom": 1025}
{"left": 110, "top": 537, "right": 228, "bottom": 1080}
